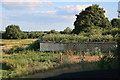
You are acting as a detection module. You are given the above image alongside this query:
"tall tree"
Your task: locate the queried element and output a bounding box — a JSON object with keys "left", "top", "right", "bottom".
{"left": 111, "top": 18, "right": 120, "bottom": 28}
{"left": 5, "top": 25, "right": 23, "bottom": 39}
{"left": 72, "top": 4, "right": 112, "bottom": 34}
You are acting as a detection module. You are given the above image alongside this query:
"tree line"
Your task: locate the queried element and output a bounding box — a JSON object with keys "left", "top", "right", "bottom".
{"left": 1, "top": 4, "right": 120, "bottom": 39}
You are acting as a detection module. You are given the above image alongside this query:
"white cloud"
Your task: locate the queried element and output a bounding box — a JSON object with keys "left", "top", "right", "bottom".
{"left": 33, "top": 11, "right": 56, "bottom": 14}
{"left": 56, "top": 4, "right": 108, "bottom": 17}
{"left": 56, "top": 4, "right": 92, "bottom": 13}
{"left": 75, "top": 5, "right": 92, "bottom": 11}
{"left": 9, "top": 10, "right": 75, "bottom": 21}
{"left": 2, "top": 0, "right": 54, "bottom": 10}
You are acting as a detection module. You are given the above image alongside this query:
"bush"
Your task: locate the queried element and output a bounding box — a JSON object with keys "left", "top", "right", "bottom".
{"left": 47, "top": 30, "right": 59, "bottom": 34}
{"left": 102, "top": 35, "right": 113, "bottom": 41}
{"left": 21, "top": 33, "right": 28, "bottom": 39}
{"left": 27, "top": 32, "right": 45, "bottom": 39}
{"left": 89, "top": 35, "right": 103, "bottom": 42}
{"left": 98, "top": 55, "right": 119, "bottom": 70}
{"left": 3, "top": 46, "right": 25, "bottom": 54}
{"left": 61, "top": 27, "right": 72, "bottom": 34}
{"left": 98, "top": 38, "right": 120, "bottom": 70}
{"left": 110, "top": 28, "right": 120, "bottom": 36}
{"left": 27, "top": 40, "right": 40, "bottom": 50}
{"left": 102, "top": 28, "right": 120, "bottom": 36}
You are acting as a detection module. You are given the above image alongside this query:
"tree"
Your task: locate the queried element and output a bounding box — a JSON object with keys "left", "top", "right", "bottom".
{"left": 63, "top": 27, "right": 72, "bottom": 34}
{"left": 47, "top": 29, "right": 59, "bottom": 34}
{"left": 72, "top": 4, "right": 112, "bottom": 34}
{"left": 111, "top": 18, "right": 120, "bottom": 28}
{"left": 5, "top": 25, "right": 23, "bottom": 39}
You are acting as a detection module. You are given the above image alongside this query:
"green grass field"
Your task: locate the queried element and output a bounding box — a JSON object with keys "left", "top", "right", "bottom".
{"left": 0, "top": 39, "right": 119, "bottom": 79}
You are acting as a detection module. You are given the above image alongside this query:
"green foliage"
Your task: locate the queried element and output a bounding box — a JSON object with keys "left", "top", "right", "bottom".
{"left": 111, "top": 18, "right": 120, "bottom": 28}
{"left": 21, "top": 33, "right": 28, "bottom": 39}
{"left": 39, "top": 34, "right": 91, "bottom": 43}
{"left": 3, "top": 46, "right": 25, "bottom": 54}
{"left": 2, "top": 50, "right": 60, "bottom": 78}
{"left": 72, "top": 5, "right": 112, "bottom": 34}
{"left": 2, "top": 61, "right": 16, "bottom": 70}
{"left": 116, "top": 35, "right": 120, "bottom": 66}
{"left": 102, "top": 28, "right": 120, "bottom": 36}
{"left": 110, "top": 28, "right": 120, "bottom": 36}
{"left": 47, "top": 30, "right": 59, "bottom": 34}
{"left": 5, "top": 25, "right": 23, "bottom": 39}
{"left": 98, "top": 38, "right": 120, "bottom": 70}
{"left": 27, "top": 40, "right": 40, "bottom": 50}
{"left": 39, "top": 34, "right": 114, "bottom": 43}
{"left": 24, "top": 31, "right": 45, "bottom": 39}
{"left": 61, "top": 27, "right": 72, "bottom": 34}
{"left": 98, "top": 55, "right": 119, "bottom": 70}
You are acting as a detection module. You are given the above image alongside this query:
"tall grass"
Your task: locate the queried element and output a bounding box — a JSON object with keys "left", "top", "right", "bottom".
{"left": 2, "top": 50, "right": 61, "bottom": 78}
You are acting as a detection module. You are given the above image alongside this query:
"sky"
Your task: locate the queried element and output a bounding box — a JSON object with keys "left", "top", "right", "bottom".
{"left": 0, "top": 0, "right": 119, "bottom": 31}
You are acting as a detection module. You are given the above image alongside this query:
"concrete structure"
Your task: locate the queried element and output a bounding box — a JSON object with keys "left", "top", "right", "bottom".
{"left": 40, "top": 42, "right": 117, "bottom": 52}
{"left": 118, "top": 1, "right": 120, "bottom": 18}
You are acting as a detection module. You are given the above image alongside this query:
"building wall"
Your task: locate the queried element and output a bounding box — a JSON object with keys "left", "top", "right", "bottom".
{"left": 40, "top": 42, "right": 117, "bottom": 52}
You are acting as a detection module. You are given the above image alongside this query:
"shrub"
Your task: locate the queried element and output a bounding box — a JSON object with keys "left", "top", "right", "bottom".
{"left": 61, "top": 27, "right": 72, "bottom": 34}
{"left": 4, "top": 46, "right": 25, "bottom": 54}
{"left": 47, "top": 30, "right": 59, "bottom": 34}
{"left": 21, "top": 33, "right": 28, "bottom": 39}
{"left": 102, "top": 35, "right": 113, "bottom": 41}
{"left": 27, "top": 40, "right": 40, "bottom": 50}
{"left": 110, "top": 28, "right": 120, "bottom": 36}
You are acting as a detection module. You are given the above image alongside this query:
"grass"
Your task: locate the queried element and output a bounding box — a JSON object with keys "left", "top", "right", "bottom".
{"left": 1, "top": 39, "right": 119, "bottom": 79}
{"left": 0, "top": 39, "right": 37, "bottom": 50}
{"left": 2, "top": 50, "right": 61, "bottom": 78}
{"left": 1, "top": 48, "right": 110, "bottom": 78}
{"left": 1, "top": 39, "right": 36, "bottom": 45}
{"left": 24, "top": 61, "right": 100, "bottom": 78}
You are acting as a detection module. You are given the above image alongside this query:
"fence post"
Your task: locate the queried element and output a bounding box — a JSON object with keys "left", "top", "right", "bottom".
{"left": 71, "top": 50, "right": 73, "bottom": 56}
{"left": 67, "top": 50, "right": 69, "bottom": 56}
{"left": 57, "top": 51, "right": 58, "bottom": 55}
{"left": 60, "top": 53, "right": 62, "bottom": 64}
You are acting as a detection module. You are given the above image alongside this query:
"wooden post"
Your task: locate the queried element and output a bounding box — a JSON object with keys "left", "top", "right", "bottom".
{"left": 60, "top": 53, "right": 62, "bottom": 64}
{"left": 71, "top": 50, "right": 73, "bottom": 56}
{"left": 67, "top": 50, "right": 69, "bottom": 56}
{"left": 57, "top": 51, "right": 58, "bottom": 55}
{"left": 109, "top": 51, "right": 111, "bottom": 57}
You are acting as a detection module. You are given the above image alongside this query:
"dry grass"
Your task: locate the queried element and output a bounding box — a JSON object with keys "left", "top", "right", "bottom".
{"left": 23, "top": 55, "right": 102, "bottom": 78}
{"left": 67, "top": 55, "right": 102, "bottom": 63}
{"left": 0, "top": 39, "right": 38, "bottom": 50}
